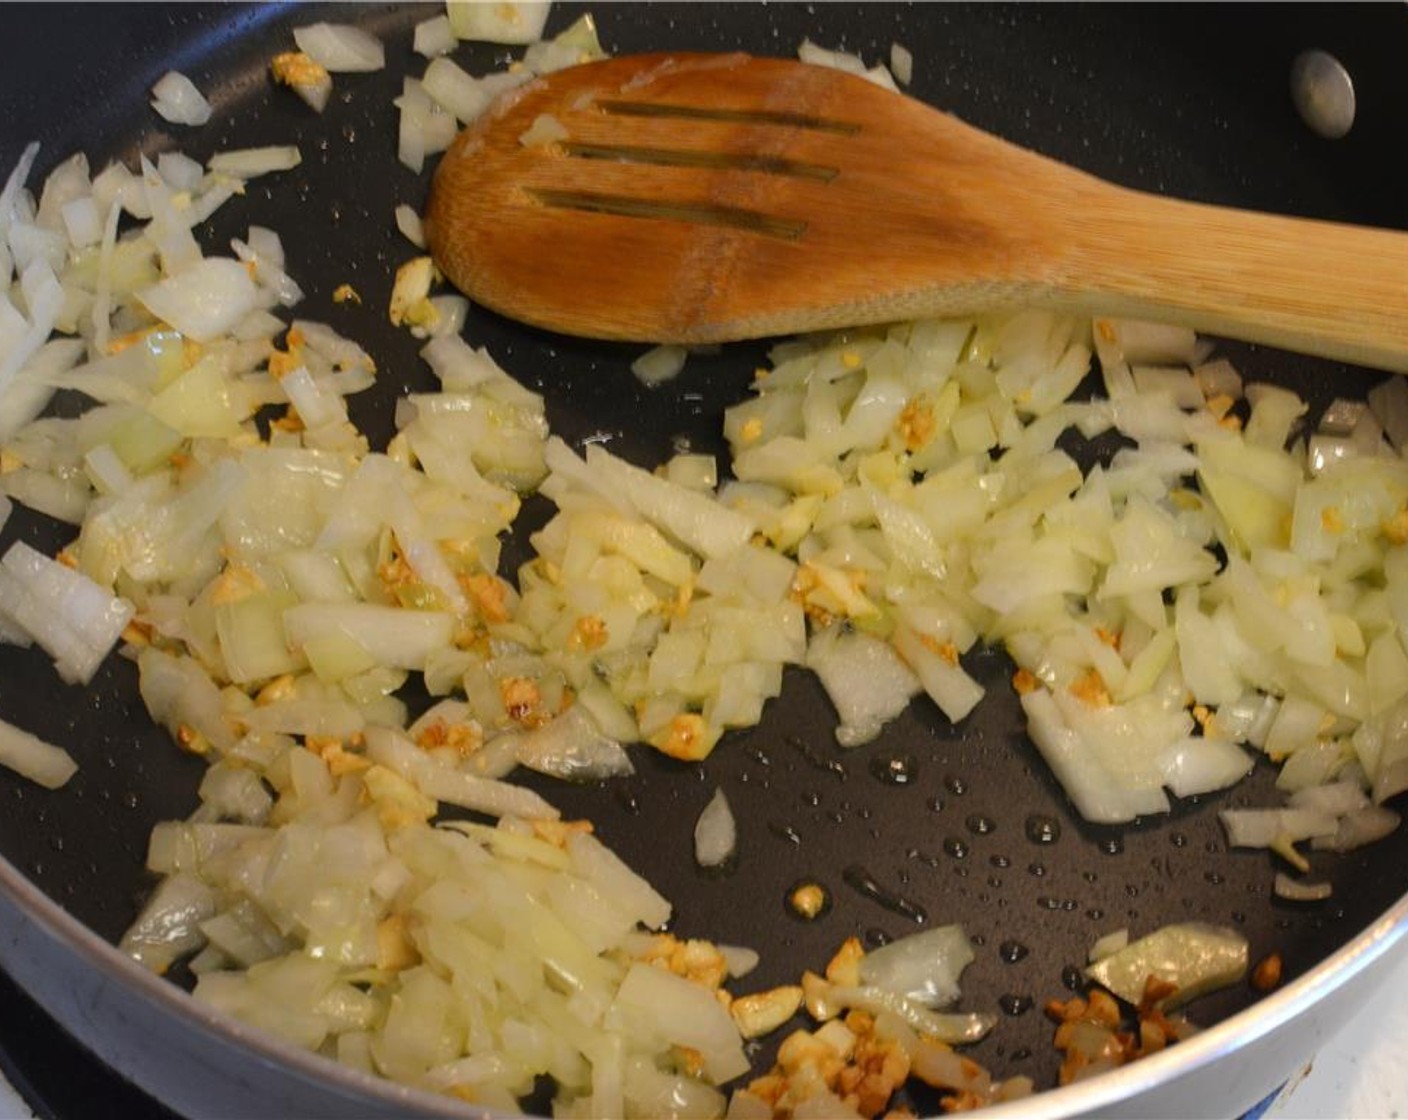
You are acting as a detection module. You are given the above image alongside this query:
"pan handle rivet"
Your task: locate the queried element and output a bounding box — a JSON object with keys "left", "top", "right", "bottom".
{"left": 1290, "top": 49, "right": 1355, "bottom": 140}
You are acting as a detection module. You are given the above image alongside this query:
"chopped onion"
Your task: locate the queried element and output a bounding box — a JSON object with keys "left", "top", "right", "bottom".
{"left": 1088, "top": 928, "right": 1129, "bottom": 963}
{"left": 1311, "top": 805, "right": 1401, "bottom": 852}
{"left": 0, "top": 540, "right": 133, "bottom": 684}
{"left": 514, "top": 704, "right": 634, "bottom": 781}
{"left": 0, "top": 716, "right": 77, "bottom": 789}
{"left": 420, "top": 57, "right": 491, "bottom": 124}
{"left": 413, "top": 15, "right": 457, "bottom": 58}
{"left": 446, "top": 0, "right": 551, "bottom": 44}
{"left": 207, "top": 146, "right": 302, "bottom": 179}
{"left": 136, "top": 257, "right": 258, "bottom": 343}
{"left": 293, "top": 23, "right": 386, "bottom": 73}
{"left": 890, "top": 43, "right": 913, "bottom": 86}
{"left": 857, "top": 925, "right": 974, "bottom": 1008}
{"left": 631, "top": 344, "right": 688, "bottom": 387}
{"left": 150, "top": 71, "right": 213, "bottom": 126}
{"left": 1085, "top": 923, "right": 1248, "bottom": 1009}
{"left": 394, "top": 203, "right": 425, "bottom": 248}
{"left": 693, "top": 788, "right": 736, "bottom": 868}
{"left": 1273, "top": 873, "right": 1332, "bottom": 902}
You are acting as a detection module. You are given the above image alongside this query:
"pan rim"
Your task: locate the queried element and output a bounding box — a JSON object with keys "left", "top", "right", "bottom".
{"left": 1, "top": 839, "right": 1404, "bottom": 1119}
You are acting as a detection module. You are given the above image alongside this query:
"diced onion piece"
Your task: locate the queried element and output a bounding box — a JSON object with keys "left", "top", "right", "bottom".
{"left": 808, "top": 625, "right": 919, "bottom": 747}
{"left": 0, "top": 541, "right": 134, "bottom": 685}
{"left": 150, "top": 71, "right": 213, "bottom": 126}
{"left": 446, "top": 0, "right": 551, "bottom": 44}
{"left": 1311, "top": 805, "right": 1401, "bottom": 852}
{"left": 1088, "top": 928, "right": 1129, "bottom": 964}
{"left": 1085, "top": 923, "right": 1248, "bottom": 1010}
{"left": 607, "top": 962, "right": 749, "bottom": 1084}
{"left": 519, "top": 113, "right": 569, "bottom": 148}
{"left": 824, "top": 981, "right": 996, "bottom": 1045}
{"left": 283, "top": 603, "right": 455, "bottom": 672}
{"left": 857, "top": 925, "right": 974, "bottom": 1008}
{"left": 890, "top": 43, "right": 914, "bottom": 86}
{"left": 0, "top": 716, "right": 77, "bottom": 789}
{"left": 394, "top": 204, "right": 426, "bottom": 249}
{"left": 631, "top": 344, "right": 688, "bottom": 387}
{"left": 292, "top": 22, "right": 386, "bottom": 73}
{"left": 120, "top": 872, "right": 218, "bottom": 973}
{"left": 421, "top": 57, "right": 491, "bottom": 123}
{"left": 1219, "top": 807, "right": 1337, "bottom": 848}
{"left": 207, "top": 146, "right": 302, "bottom": 179}
{"left": 137, "top": 257, "right": 258, "bottom": 344}
{"left": 413, "top": 14, "right": 457, "bottom": 57}
{"left": 1273, "top": 873, "right": 1332, "bottom": 902}
{"left": 568, "top": 831, "right": 670, "bottom": 931}
{"left": 693, "top": 788, "right": 736, "bottom": 868}
{"left": 514, "top": 704, "right": 634, "bottom": 781}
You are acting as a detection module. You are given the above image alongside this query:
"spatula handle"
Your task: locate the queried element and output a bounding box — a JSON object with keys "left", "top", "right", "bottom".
{"left": 1065, "top": 188, "right": 1408, "bottom": 372}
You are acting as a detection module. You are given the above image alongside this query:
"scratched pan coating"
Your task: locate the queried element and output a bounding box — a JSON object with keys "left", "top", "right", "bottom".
{"left": 0, "top": 1, "right": 1405, "bottom": 1112}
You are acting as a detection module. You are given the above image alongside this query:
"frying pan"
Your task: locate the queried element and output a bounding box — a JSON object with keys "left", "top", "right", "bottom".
{"left": 0, "top": 3, "right": 1406, "bottom": 1117}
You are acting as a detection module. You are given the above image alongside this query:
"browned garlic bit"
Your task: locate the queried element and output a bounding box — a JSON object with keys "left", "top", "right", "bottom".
{"left": 733, "top": 938, "right": 1030, "bottom": 1118}
{"left": 1045, "top": 978, "right": 1198, "bottom": 1087}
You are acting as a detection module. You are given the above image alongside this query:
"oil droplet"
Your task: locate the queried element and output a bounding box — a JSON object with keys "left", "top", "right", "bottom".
{"left": 122, "top": 792, "right": 139, "bottom": 810}
{"left": 768, "top": 821, "right": 802, "bottom": 845}
{"left": 1099, "top": 836, "right": 1124, "bottom": 856}
{"left": 864, "top": 928, "right": 892, "bottom": 949}
{"left": 1037, "top": 896, "right": 1060, "bottom": 911}
{"left": 1024, "top": 814, "right": 1061, "bottom": 845}
{"left": 801, "top": 790, "right": 821, "bottom": 807}
{"left": 1231, "top": 910, "right": 1247, "bottom": 924}
{"left": 827, "top": 810, "right": 845, "bottom": 825}
{"left": 965, "top": 814, "right": 995, "bottom": 836}
{"left": 1011, "top": 1047, "right": 1032, "bottom": 1062}
{"left": 990, "top": 854, "right": 1011, "bottom": 869}
{"left": 842, "top": 864, "right": 928, "bottom": 924}
{"left": 942, "top": 837, "right": 969, "bottom": 860}
{"left": 944, "top": 774, "right": 967, "bottom": 796}
{"left": 787, "top": 880, "right": 831, "bottom": 921}
{"left": 787, "top": 736, "right": 847, "bottom": 781}
{"left": 1125, "top": 883, "right": 1140, "bottom": 897}
{"left": 926, "top": 796, "right": 945, "bottom": 813}
{"left": 1170, "top": 832, "right": 1188, "bottom": 848}
{"left": 999, "top": 994, "right": 1034, "bottom": 1016}
{"left": 1086, "top": 907, "right": 1104, "bottom": 921}
{"left": 1061, "top": 964, "right": 1083, "bottom": 990}
{"left": 1028, "top": 862, "right": 1046, "bottom": 877}
{"left": 869, "top": 753, "right": 917, "bottom": 786}
{"left": 999, "top": 940, "right": 1029, "bottom": 964}
{"left": 987, "top": 876, "right": 1002, "bottom": 889}
{"left": 1204, "top": 870, "right": 1224, "bottom": 885}
{"left": 614, "top": 787, "right": 642, "bottom": 815}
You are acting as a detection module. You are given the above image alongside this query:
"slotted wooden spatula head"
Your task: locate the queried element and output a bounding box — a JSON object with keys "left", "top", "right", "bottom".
{"left": 425, "top": 52, "right": 1408, "bottom": 371}
{"left": 425, "top": 52, "right": 1079, "bottom": 341}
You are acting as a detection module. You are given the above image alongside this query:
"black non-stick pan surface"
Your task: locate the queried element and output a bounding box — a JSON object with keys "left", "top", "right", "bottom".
{"left": 1, "top": 2, "right": 1406, "bottom": 1109}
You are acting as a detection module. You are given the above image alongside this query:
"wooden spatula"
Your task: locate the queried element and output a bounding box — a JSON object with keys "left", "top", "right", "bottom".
{"left": 425, "top": 52, "right": 1408, "bottom": 372}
